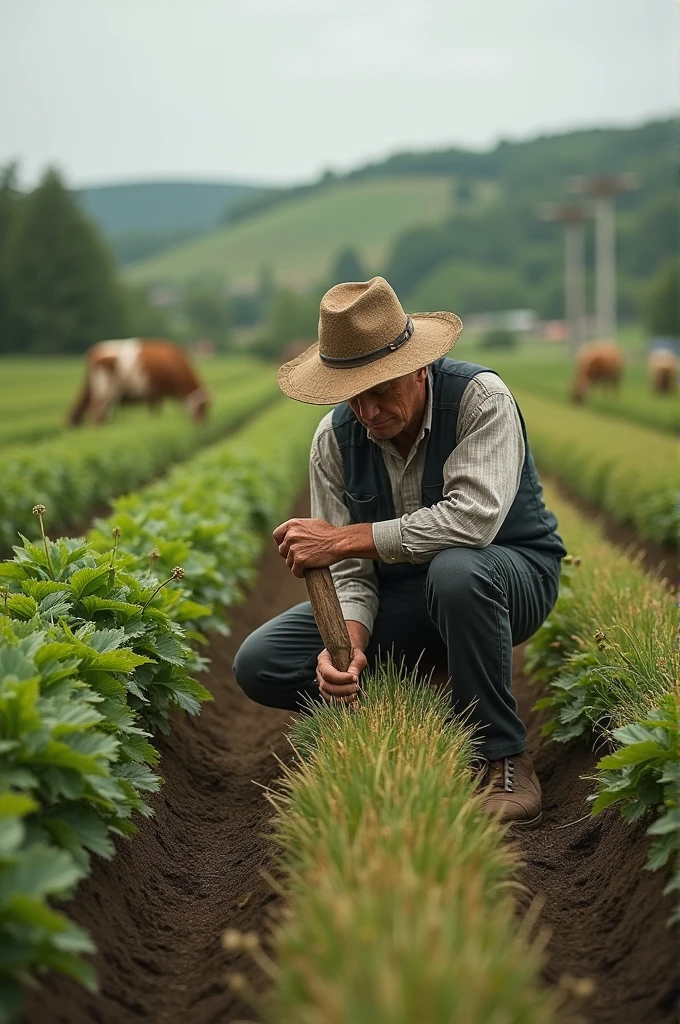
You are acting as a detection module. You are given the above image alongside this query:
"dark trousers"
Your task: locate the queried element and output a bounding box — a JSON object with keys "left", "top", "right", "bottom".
{"left": 233, "top": 545, "right": 561, "bottom": 760}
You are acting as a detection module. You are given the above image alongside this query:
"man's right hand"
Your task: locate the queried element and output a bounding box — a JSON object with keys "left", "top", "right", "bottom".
{"left": 316, "top": 647, "right": 367, "bottom": 704}
{"left": 315, "top": 620, "right": 370, "bottom": 705}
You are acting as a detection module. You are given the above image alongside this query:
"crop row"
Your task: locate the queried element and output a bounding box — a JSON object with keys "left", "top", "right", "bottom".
{"left": 246, "top": 659, "right": 557, "bottom": 1023}
{"left": 487, "top": 350, "right": 678, "bottom": 434}
{"left": 526, "top": 481, "right": 678, "bottom": 915}
{"left": 0, "top": 398, "right": 323, "bottom": 1019}
{"left": 0, "top": 372, "right": 280, "bottom": 551}
{"left": 513, "top": 388, "right": 676, "bottom": 544}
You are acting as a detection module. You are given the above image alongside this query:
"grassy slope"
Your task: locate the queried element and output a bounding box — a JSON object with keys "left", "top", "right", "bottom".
{"left": 126, "top": 177, "right": 455, "bottom": 289}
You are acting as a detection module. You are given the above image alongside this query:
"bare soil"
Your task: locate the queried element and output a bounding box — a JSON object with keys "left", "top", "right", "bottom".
{"left": 23, "top": 496, "right": 678, "bottom": 1024}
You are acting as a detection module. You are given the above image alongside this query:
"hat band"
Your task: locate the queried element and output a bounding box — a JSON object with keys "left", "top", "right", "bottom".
{"left": 319, "top": 317, "right": 414, "bottom": 369}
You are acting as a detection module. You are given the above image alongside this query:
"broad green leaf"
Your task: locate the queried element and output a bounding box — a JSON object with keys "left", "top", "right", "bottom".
{"left": 68, "top": 565, "right": 111, "bottom": 599}
{"left": 0, "top": 844, "right": 83, "bottom": 902}
{"left": 0, "top": 792, "right": 37, "bottom": 818}
{"left": 597, "top": 741, "right": 668, "bottom": 769}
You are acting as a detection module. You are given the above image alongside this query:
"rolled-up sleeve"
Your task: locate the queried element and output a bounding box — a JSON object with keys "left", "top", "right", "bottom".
{"left": 310, "top": 416, "right": 379, "bottom": 634}
{"left": 372, "top": 376, "right": 525, "bottom": 563}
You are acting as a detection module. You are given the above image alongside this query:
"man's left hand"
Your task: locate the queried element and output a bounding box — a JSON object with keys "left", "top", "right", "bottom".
{"left": 273, "top": 518, "right": 343, "bottom": 577}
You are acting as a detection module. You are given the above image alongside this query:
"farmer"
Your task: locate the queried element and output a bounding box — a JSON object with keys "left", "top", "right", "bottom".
{"left": 234, "top": 277, "right": 566, "bottom": 828}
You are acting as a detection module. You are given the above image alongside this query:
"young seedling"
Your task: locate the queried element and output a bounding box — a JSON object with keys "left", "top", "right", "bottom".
{"left": 32, "top": 504, "right": 54, "bottom": 579}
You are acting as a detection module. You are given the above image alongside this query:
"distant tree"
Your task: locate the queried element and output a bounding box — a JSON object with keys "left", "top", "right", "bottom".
{"left": 0, "top": 162, "right": 20, "bottom": 350}
{"left": 182, "top": 280, "right": 232, "bottom": 350}
{"left": 251, "top": 287, "right": 320, "bottom": 359}
{"left": 256, "top": 264, "right": 275, "bottom": 320}
{"left": 645, "top": 258, "right": 679, "bottom": 338}
{"left": 1, "top": 167, "right": 125, "bottom": 353}
{"left": 330, "top": 247, "right": 367, "bottom": 285}
{"left": 121, "top": 284, "right": 173, "bottom": 338}
{"left": 480, "top": 328, "right": 518, "bottom": 351}
{"left": 454, "top": 180, "right": 473, "bottom": 205}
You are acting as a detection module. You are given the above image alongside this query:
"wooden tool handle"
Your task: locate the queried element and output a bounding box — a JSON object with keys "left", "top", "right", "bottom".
{"left": 304, "top": 567, "right": 352, "bottom": 672}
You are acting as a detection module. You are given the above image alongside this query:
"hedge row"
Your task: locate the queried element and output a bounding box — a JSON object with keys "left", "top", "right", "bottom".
{"left": 513, "top": 388, "right": 677, "bottom": 544}
{"left": 0, "top": 398, "right": 323, "bottom": 1021}
{"left": 0, "top": 371, "right": 280, "bottom": 550}
{"left": 526, "top": 482, "right": 678, "bottom": 917}
{"left": 243, "top": 660, "right": 558, "bottom": 1024}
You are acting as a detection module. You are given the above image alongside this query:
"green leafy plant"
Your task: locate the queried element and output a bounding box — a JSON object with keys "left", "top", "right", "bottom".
{"left": 0, "top": 397, "right": 324, "bottom": 1017}
{"left": 526, "top": 482, "right": 678, "bottom": 912}
{"left": 591, "top": 696, "right": 679, "bottom": 921}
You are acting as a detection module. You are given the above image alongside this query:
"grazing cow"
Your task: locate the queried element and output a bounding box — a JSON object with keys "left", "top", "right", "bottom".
{"left": 648, "top": 348, "right": 678, "bottom": 395}
{"left": 571, "top": 342, "right": 624, "bottom": 404}
{"left": 69, "top": 338, "right": 210, "bottom": 426}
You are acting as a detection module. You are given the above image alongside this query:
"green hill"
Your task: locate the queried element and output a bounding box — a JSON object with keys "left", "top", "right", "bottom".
{"left": 124, "top": 118, "right": 674, "bottom": 323}
{"left": 75, "top": 180, "right": 264, "bottom": 236}
{"left": 126, "top": 176, "right": 468, "bottom": 290}
{"left": 74, "top": 180, "right": 266, "bottom": 265}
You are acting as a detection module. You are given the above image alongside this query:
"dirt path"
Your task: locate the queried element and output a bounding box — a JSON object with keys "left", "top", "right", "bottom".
{"left": 23, "top": 496, "right": 677, "bottom": 1024}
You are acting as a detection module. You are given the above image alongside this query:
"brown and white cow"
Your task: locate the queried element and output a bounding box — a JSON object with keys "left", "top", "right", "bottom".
{"left": 571, "top": 341, "right": 624, "bottom": 404}
{"left": 648, "top": 348, "right": 678, "bottom": 395}
{"left": 69, "top": 339, "right": 210, "bottom": 426}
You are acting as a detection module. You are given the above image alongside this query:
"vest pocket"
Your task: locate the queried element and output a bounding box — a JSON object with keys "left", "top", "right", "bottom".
{"left": 343, "top": 492, "right": 379, "bottom": 523}
{"left": 422, "top": 482, "right": 445, "bottom": 506}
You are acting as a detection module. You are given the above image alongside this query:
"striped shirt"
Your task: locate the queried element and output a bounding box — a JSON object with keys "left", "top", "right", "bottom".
{"left": 309, "top": 370, "right": 525, "bottom": 634}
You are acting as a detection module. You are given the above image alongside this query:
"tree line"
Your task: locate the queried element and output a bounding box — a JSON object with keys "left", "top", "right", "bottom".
{"left": 0, "top": 165, "right": 239, "bottom": 356}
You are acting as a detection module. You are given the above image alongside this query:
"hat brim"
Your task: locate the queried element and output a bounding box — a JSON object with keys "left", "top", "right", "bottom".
{"left": 277, "top": 311, "right": 463, "bottom": 405}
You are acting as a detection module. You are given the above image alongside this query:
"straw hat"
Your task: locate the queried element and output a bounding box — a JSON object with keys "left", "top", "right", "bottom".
{"left": 277, "top": 276, "right": 463, "bottom": 405}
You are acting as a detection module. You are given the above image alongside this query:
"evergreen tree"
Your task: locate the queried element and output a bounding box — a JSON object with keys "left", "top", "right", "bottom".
{"left": 182, "top": 280, "right": 232, "bottom": 350}
{"left": 1, "top": 167, "right": 125, "bottom": 353}
{"left": 330, "top": 247, "right": 367, "bottom": 285}
{"left": 0, "top": 163, "right": 20, "bottom": 351}
{"left": 645, "top": 258, "right": 679, "bottom": 338}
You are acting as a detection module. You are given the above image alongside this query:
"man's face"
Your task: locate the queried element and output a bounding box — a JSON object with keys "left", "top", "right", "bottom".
{"left": 348, "top": 368, "right": 427, "bottom": 439}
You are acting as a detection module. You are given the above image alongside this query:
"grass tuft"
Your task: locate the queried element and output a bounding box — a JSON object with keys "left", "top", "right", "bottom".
{"left": 259, "top": 658, "right": 560, "bottom": 1023}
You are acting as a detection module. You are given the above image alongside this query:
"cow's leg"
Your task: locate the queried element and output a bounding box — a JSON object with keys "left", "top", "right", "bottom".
{"left": 89, "top": 365, "right": 117, "bottom": 424}
{"left": 68, "top": 379, "right": 91, "bottom": 425}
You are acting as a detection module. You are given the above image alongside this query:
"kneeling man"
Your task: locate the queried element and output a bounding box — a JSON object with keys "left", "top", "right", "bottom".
{"left": 234, "top": 277, "right": 565, "bottom": 828}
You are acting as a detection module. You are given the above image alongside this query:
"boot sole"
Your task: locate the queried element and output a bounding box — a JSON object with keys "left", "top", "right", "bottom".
{"left": 507, "top": 811, "right": 543, "bottom": 831}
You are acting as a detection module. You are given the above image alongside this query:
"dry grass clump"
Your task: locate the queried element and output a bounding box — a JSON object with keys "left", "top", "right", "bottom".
{"left": 256, "top": 660, "right": 560, "bottom": 1024}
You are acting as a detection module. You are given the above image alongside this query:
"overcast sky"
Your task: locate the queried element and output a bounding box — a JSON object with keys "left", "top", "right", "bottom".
{"left": 1, "top": 0, "right": 677, "bottom": 188}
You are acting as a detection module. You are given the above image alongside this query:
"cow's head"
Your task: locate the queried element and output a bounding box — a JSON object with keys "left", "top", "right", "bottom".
{"left": 186, "top": 387, "right": 210, "bottom": 423}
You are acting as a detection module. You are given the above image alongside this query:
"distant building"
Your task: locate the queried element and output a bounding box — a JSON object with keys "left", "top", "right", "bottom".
{"left": 537, "top": 320, "right": 569, "bottom": 342}
{"left": 464, "top": 309, "right": 538, "bottom": 335}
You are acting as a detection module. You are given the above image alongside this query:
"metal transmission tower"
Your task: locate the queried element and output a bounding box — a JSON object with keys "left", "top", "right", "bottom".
{"left": 570, "top": 173, "right": 640, "bottom": 340}
{"left": 540, "top": 202, "right": 590, "bottom": 356}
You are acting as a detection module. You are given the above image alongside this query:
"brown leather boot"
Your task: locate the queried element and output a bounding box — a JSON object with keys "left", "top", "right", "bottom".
{"left": 481, "top": 751, "right": 542, "bottom": 829}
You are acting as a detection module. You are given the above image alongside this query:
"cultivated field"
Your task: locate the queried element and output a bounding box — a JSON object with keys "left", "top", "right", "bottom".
{"left": 0, "top": 348, "right": 676, "bottom": 1023}
{"left": 126, "top": 176, "right": 462, "bottom": 289}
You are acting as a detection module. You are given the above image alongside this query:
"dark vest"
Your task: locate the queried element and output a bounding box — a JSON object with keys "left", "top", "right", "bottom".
{"left": 332, "top": 357, "right": 566, "bottom": 581}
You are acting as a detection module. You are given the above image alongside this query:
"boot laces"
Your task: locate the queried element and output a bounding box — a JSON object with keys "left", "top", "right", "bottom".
{"left": 488, "top": 757, "right": 515, "bottom": 793}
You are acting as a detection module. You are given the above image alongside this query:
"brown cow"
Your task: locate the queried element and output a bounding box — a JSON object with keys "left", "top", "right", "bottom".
{"left": 648, "top": 348, "right": 678, "bottom": 395}
{"left": 571, "top": 342, "right": 624, "bottom": 404}
{"left": 69, "top": 338, "right": 210, "bottom": 426}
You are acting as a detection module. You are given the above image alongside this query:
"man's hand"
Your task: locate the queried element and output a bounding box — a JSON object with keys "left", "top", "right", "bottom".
{"left": 273, "top": 518, "right": 376, "bottom": 577}
{"left": 316, "top": 620, "right": 370, "bottom": 705}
